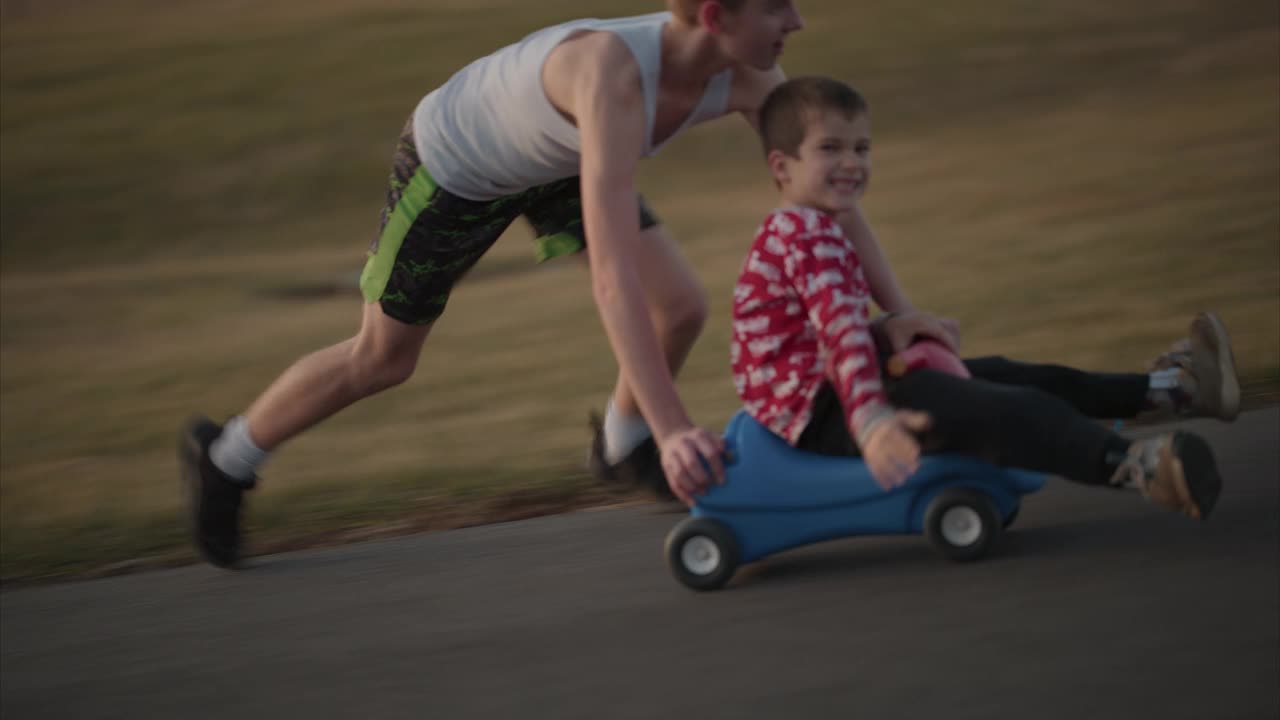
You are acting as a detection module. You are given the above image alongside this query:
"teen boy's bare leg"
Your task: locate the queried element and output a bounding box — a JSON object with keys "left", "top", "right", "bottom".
{"left": 245, "top": 303, "right": 433, "bottom": 448}
{"left": 180, "top": 302, "right": 432, "bottom": 568}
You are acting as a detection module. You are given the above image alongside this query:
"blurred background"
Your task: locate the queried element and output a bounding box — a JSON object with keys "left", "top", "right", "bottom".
{"left": 2, "top": 0, "right": 1277, "bottom": 581}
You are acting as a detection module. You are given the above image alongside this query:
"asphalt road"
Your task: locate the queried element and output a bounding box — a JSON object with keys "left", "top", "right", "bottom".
{"left": 3, "top": 409, "right": 1277, "bottom": 720}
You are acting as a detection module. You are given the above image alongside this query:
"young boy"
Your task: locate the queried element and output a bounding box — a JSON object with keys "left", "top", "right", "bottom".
{"left": 180, "top": 2, "right": 812, "bottom": 568}
{"left": 731, "top": 76, "right": 1237, "bottom": 517}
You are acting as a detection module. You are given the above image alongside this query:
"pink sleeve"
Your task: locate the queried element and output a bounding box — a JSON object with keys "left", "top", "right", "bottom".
{"left": 777, "top": 213, "right": 893, "bottom": 444}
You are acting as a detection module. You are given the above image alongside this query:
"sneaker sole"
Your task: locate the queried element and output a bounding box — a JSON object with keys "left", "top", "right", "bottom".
{"left": 1198, "top": 312, "right": 1241, "bottom": 421}
{"left": 1172, "top": 431, "right": 1222, "bottom": 520}
{"left": 177, "top": 417, "right": 207, "bottom": 515}
{"left": 178, "top": 416, "right": 241, "bottom": 569}
{"left": 178, "top": 422, "right": 209, "bottom": 562}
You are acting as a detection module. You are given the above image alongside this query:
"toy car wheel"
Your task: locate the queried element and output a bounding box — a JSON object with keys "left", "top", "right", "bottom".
{"left": 1003, "top": 504, "right": 1020, "bottom": 530}
{"left": 925, "top": 488, "right": 1000, "bottom": 562}
{"left": 665, "top": 517, "right": 739, "bottom": 591}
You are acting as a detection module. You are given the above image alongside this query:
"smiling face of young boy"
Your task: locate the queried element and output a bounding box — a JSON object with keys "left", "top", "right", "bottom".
{"left": 768, "top": 108, "right": 871, "bottom": 216}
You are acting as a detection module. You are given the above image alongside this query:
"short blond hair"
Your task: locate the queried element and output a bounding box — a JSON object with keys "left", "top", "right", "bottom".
{"left": 666, "top": 0, "right": 748, "bottom": 25}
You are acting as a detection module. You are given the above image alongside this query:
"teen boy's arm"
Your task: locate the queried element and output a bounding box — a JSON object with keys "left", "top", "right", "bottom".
{"left": 568, "top": 34, "right": 726, "bottom": 503}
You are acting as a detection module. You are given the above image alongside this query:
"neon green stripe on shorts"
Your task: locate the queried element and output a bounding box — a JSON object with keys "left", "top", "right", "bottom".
{"left": 360, "top": 165, "right": 439, "bottom": 304}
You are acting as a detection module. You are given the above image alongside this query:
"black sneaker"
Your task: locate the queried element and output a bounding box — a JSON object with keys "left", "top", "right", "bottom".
{"left": 179, "top": 416, "right": 253, "bottom": 568}
{"left": 587, "top": 412, "right": 674, "bottom": 502}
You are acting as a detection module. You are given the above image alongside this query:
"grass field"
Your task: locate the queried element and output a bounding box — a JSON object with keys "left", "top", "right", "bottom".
{"left": 2, "top": 0, "right": 1277, "bottom": 581}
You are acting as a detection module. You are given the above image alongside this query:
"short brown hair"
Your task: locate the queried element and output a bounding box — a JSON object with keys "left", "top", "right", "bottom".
{"left": 759, "top": 76, "right": 869, "bottom": 157}
{"left": 666, "top": 0, "right": 748, "bottom": 25}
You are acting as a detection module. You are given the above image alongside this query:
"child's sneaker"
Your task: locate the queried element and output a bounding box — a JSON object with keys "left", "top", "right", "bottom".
{"left": 1145, "top": 312, "right": 1241, "bottom": 421}
{"left": 587, "top": 412, "right": 674, "bottom": 502}
{"left": 179, "top": 416, "right": 253, "bottom": 568}
{"left": 1109, "top": 431, "right": 1222, "bottom": 520}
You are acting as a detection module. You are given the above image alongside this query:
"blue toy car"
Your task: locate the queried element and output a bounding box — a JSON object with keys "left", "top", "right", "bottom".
{"left": 664, "top": 410, "right": 1048, "bottom": 591}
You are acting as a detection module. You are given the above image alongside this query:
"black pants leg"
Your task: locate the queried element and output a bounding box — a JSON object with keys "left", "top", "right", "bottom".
{"left": 963, "top": 356, "right": 1148, "bottom": 420}
{"left": 796, "top": 370, "right": 1125, "bottom": 485}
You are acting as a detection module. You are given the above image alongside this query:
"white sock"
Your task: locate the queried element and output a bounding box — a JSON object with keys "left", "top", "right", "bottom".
{"left": 209, "top": 416, "right": 269, "bottom": 483}
{"left": 1149, "top": 368, "right": 1182, "bottom": 390}
{"left": 603, "top": 400, "right": 652, "bottom": 464}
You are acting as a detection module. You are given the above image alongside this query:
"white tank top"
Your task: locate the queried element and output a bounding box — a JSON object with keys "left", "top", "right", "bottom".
{"left": 412, "top": 12, "right": 733, "bottom": 201}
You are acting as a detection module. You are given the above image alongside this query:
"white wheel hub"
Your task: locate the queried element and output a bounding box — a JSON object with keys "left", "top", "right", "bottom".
{"left": 940, "top": 506, "right": 983, "bottom": 547}
{"left": 681, "top": 536, "right": 722, "bottom": 575}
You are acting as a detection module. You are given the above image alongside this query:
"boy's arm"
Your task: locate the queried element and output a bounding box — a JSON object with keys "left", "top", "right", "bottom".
{"left": 836, "top": 205, "right": 915, "bottom": 314}
{"left": 572, "top": 36, "right": 724, "bottom": 499}
{"left": 775, "top": 214, "right": 893, "bottom": 446}
{"left": 776, "top": 213, "right": 927, "bottom": 489}
{"left": 843, "top": 205, "right": 963, "bottom": 352}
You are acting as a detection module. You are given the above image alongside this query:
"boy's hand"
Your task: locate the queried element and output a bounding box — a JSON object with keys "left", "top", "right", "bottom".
{"left": 660, "top": 426, "right": 727, "bottom": 506}
{"left": 862, "top": 410, "right": 932, "bottom": 490}
{"left": 883, "top": 312, "right": 961, "bottom": 353}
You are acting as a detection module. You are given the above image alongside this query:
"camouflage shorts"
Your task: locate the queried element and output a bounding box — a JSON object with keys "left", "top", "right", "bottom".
{"left": 359, "top": 118, "right": 660, "bottom": 325}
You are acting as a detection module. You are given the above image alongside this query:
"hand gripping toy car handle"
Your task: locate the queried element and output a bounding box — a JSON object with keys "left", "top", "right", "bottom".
{"left": 886, "top": 339, "right": 971, "bottom": 379}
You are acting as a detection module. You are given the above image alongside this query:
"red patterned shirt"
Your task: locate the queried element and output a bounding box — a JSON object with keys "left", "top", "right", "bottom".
{"left": 731, "top": 206, "right": 891, "bottom": 445}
